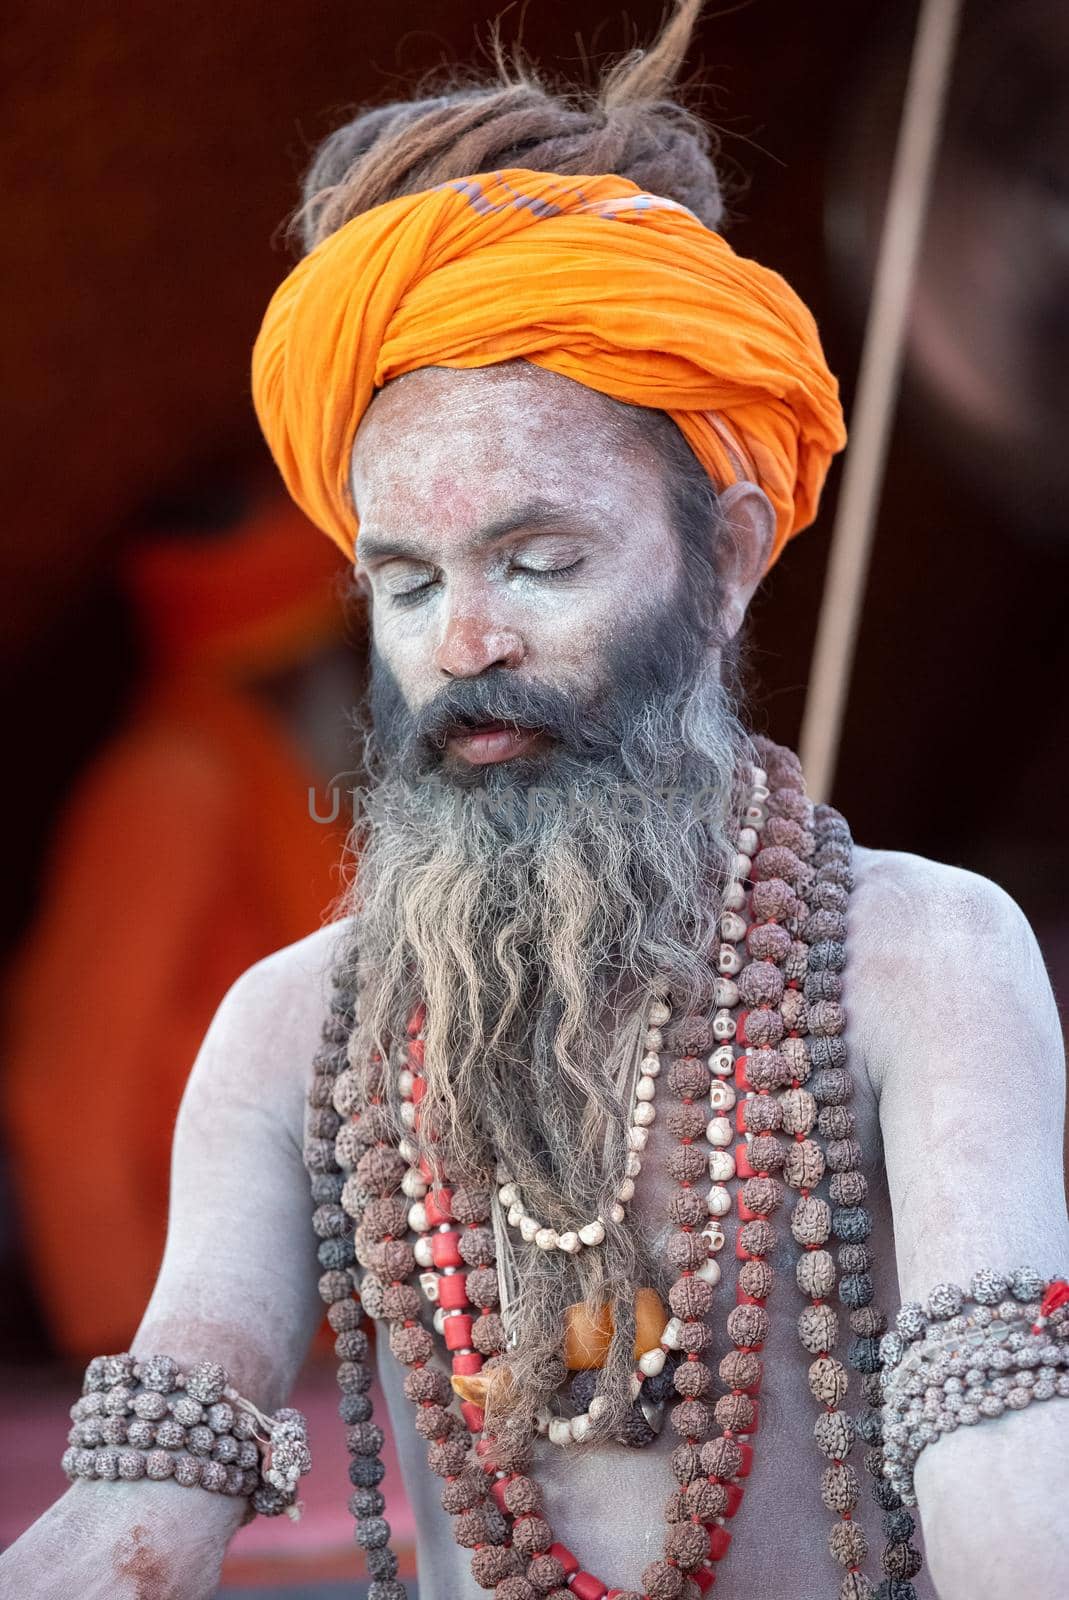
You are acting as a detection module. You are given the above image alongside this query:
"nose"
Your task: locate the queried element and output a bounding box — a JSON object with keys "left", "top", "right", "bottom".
{"left": 433, "top": 611, "right": 526, "bottom": 678}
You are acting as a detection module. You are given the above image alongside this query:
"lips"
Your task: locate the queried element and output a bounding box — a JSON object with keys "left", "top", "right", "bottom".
{"left": 443, "top": 720, "right": 547, "bottom": 766}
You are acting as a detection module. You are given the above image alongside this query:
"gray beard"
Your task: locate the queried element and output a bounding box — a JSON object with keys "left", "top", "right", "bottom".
{"left": 340, "top": 650, "right": 751, "bottom": 1440}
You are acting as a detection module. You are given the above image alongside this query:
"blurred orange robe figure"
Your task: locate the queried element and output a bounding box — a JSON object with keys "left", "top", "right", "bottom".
{"left": 3, "top": 495, "right": 351, "bottom": 1357}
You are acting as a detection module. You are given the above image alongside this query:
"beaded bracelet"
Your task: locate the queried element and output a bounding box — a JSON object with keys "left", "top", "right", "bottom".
{"left": 878, "top": 1274, "right": 1069, "bottom": 1504}
{"left": 63, "top": 1353, "right": 312, "bottom": 1519}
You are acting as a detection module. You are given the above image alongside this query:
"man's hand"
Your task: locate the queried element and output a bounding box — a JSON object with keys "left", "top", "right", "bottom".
{"left": 0, "top": 1479, "right": 242, "bottom": 1600}
{"left": 1, "top": 922, "right": 343, "bottom": 1594}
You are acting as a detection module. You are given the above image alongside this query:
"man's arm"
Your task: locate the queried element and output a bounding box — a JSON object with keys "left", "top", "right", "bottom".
{"left": 0, "top": 922, "right": 342, "bottom": 1598}
{"left": 852, "top": 847, "right": 1069, "bottom": 1600}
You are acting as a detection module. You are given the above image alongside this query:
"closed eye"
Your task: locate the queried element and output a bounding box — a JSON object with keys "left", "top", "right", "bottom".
{"left": 511, "top": 557, "right": 584, "bottom": 580}
{"left": 384, "top": 554, "right": 584, "bottom": 607}
{"left": 389, "top": 577, "right": 438, "bottom": 608}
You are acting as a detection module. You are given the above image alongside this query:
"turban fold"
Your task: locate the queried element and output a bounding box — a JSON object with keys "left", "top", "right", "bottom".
{"left": 252, "top": 167, "right": 846, "bottom": 570}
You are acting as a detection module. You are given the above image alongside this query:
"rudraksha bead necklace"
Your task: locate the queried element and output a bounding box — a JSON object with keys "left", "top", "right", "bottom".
{"left": 302, "top": 740, "right": 928, "bottom": 1600}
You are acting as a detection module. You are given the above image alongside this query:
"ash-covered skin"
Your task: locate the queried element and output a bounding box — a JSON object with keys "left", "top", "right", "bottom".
{"left": 3, "top": 361, "right": 1068, "bottom": 1600}
{"left": 346, "top": 362, "right": 766, "bottom": 1434}
{"left": 348, "top": 361, "right": 773, "bottom": 765}
{"left": 349, "top": 363, "right": 685, "bottom": 707}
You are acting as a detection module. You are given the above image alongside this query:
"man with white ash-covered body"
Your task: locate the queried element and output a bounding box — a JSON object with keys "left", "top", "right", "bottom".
{"left": 5, "top": 5, "right": 1067, "bottom": 1598}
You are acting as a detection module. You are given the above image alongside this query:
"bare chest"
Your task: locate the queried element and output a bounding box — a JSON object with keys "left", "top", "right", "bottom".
{"left": 374, "top": 998, "right": 936, "bottom": 1600}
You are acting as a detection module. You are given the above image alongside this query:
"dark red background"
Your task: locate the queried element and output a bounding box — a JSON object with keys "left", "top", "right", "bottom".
{"left": 3, "top": 0, "right": 1066, "bottom": 1178}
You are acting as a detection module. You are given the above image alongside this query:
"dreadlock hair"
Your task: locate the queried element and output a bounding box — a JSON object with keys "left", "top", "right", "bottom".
{"left": 294, "top": 0, "right": 721, "bottom": 254}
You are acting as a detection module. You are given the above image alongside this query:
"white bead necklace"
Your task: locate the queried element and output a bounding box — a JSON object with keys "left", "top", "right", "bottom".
{"left": 536, "top": 762, "right": 771, "bottom": 1442}
{"left": 400, "top": 762, "right": 769, "bottom": 1266}
{"left": 494, "top": 762, "right": 769, "bottom": 1258}
{"left": 493, "top": 987, "right": 672, "bottom": 1256}
{"left": 705, "top": 765, "right": 769, "bottom": 1230}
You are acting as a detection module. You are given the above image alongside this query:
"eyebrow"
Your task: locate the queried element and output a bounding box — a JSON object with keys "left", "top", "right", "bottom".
{"left": 356, "top": 497, "right": 608, "bottom": 565}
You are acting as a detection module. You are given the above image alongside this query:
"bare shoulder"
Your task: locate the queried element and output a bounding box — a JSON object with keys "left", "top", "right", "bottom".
{"left": 850, "top": 842, "right": 1033, "bottom": 947}
{"left": 214, "top": 917, "right": 353, "bottom": 1043}
{"left": 847, "top": 844, "right": 1058, "bottom": 1096}
{"left": 187, "top": 917, "right": 355, "bottom": 1141}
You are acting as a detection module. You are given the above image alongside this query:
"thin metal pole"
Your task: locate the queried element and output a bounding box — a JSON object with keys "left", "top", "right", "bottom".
{"left": 799, "top": 0, "right": 964, "bottom": 802}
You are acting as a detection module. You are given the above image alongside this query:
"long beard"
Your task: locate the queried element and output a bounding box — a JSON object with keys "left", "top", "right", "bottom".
{"left": 342, "top": 608, "right": 751, "bottom": 1436}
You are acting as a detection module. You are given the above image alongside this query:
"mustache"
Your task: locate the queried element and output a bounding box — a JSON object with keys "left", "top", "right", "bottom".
{"left": 369, "top": 658, "right": 624, "bottom": 776}
{"left": 364, "top": 574, "right": 713, "bottom": 785}
{"left": 414, "top": 674, "right": 592, "bottom": 754}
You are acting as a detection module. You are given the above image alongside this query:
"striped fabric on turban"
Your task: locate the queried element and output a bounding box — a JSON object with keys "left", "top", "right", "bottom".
{"left": 252, "top": 168, "right": 846, "bottom": 571}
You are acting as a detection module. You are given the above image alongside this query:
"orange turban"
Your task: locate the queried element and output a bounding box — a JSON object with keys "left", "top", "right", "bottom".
{"left": 252, "top": 168, "right": 846, "bottom": 570}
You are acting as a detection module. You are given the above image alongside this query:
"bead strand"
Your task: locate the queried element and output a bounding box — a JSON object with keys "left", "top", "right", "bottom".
{"left": 657, "top": 758, "right": 798, "bottom": 1597}
{"left": 690, "top": 772, "right": 808, "bottom": 1586}
{"left": 657, "top": 1020, "right": 724, "bottom": 1598}
{"left": 65, "top": 1355, "right": 308, "bottom": 1515}
{"left": 802, "top": 809, "right": 878, "bottom": 1598}
{"left": 310, "top": 987, "right": 410, "bottom": 1590}
{"left": 403, "top": 1012, "right": 506, "bottom": 1435}
{"left": 340, "top": 1047, "right": 420, "bottom": 1600}
{"left": 496, "top": 990, "right": 668, "bottom": 1254}
{"left": 795, "top": 800, "right": 925, "bottom": 1600}
{"left": 393, "top": 1059, "right": 522, "bottom": 1590}
{"left": 317, "top": 991, "right": 412, "bottom": 1600}
{"left": 391, "top": 1020, "right": 541, "bottom": 1597}
{"left": 62, "top": 1442, "right": 260, "bottom": 1496}
{"left": 808, "top": 802, "right": 925, "bottom": 1600}
{"left": 753, "top": 774, "right": 872, "bottom": 1600}
{"left": 879, "top": 1270, "right": 1069, "bottom": 1505}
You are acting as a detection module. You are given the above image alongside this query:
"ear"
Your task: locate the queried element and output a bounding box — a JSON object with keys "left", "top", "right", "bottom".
{"left": 347, "top": 564, "right": 374, "bottom": 645}
{"left": 713, "top": 481, "right": 776, "bottom": 642}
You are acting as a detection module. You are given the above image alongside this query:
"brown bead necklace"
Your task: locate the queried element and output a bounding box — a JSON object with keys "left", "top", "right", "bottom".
{"left": 303, "top": 739, "right": 924, "bottom": 1600}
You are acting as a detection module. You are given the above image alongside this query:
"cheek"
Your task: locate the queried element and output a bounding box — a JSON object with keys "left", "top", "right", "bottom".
{"left": 368, "top": 611, "right": 432, "bottom": 709}
{"left": 528, "top": 542, "right": 679, "bottom": 658}
{"left": 615, "top": 528, "right": 672, "bottom": 586}
{"left": 529, "top": 586, "right": 626, "bottom": 666}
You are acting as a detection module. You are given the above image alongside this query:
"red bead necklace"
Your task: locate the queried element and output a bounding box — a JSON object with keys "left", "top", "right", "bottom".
{"left": 312, "top": 741, "right": 925, "bottom": 1600}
